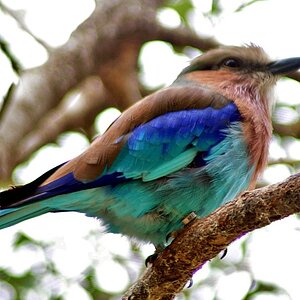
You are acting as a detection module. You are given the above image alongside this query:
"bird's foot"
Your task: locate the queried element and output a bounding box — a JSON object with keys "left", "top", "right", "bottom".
{"left": 145, "top": 253, "right": 158, "bottom": 267}
{"left": 186, "top": 278, "right": 193, "bottom": 288}
{"left": 146, "top": 212, "right": 198, "bottom": 267}
{"left": 165, "top": 212, "right": 198, "bottom": 243}
{"left": 145, "top": 244, "right": 165, "bottom": 267}
{"left": 182, "top": 211, "right": 197, "bottom": 225}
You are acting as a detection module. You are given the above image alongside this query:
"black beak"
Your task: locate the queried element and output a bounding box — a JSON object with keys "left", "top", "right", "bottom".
{"left": 267, "top": 57, "right": 300, "bottom": 75}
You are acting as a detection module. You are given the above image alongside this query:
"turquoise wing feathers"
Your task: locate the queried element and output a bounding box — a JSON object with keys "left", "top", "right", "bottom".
{"left": 109, "top": 103, "right": 241, "bottom": 181}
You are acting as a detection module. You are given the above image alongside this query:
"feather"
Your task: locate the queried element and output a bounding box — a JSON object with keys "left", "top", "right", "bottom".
{"left": 0, "top": 163, "right": 66, "bottom": 208}
{"left": 142, "top": 148, "right": 198, "bottom": 181}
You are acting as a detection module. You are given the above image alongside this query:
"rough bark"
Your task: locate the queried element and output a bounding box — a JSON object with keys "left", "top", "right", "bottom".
{"left": 123, "top": 173, "right": 300, "bottom": 300}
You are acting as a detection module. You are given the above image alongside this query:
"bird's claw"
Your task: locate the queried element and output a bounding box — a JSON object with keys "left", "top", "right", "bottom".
{"left": 220, "top": 248, "right": 228, "bottom": 259}
{"left": 146, "top": 213, "right": 198, "bottom": 266}
{"left": 145, "top": 244, "right": 165, "bottom": 267}
{"left": 187, "top": 278, "right": 193, "bottom": 288}
{"left": 145, "top": 253, "right": 158, "bottom": 267}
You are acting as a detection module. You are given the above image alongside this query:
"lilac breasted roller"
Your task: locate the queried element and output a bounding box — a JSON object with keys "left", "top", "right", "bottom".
{"left": 1, "top": 45, "right": 300, "bottom": 252}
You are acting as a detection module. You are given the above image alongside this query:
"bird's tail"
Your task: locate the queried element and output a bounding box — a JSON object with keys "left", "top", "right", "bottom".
{"left": 0, "top": 161, "right": 126, "bottom": 230}
{"left": 0, "top": 163, "right": 65, "bottom": 230}
{"left": 0, "top": 204, "right": 50, "bottom": 230}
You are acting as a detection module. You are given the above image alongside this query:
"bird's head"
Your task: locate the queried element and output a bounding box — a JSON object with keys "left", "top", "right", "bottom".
{"left": 177, "top": 45, "right": 300, "bottom": 108}
{"left": 175, "top": 45, "right": 300, "bottom": 185}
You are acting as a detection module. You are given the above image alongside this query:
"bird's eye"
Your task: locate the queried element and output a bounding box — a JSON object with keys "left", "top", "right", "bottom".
{"left": 222, "top": 58, "right": 241, "bottom": 68}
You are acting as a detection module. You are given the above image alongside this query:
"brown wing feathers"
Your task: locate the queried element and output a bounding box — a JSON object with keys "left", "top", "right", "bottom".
{"left": 42, "top": 85, "right": 232, "bottom": 184}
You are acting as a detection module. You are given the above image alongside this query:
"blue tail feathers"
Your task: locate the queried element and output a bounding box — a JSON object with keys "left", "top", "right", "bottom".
{"left": 0, "top": 205, "right": 50, "bottom": 230}
{"left": 0, "top": 160, "right": 130, "bottom": 230}
{"left": 0, "top": 163, "right": 66, "bottom": 208}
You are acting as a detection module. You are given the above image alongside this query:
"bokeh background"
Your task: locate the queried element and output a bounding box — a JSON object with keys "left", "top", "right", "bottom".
{"left": 0, "top": 0, "right": 300, "bottom": 299}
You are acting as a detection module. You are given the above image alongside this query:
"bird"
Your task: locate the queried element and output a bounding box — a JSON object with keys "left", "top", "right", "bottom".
{"left": 1, "top": 45, "right": 300, "bottom": 254}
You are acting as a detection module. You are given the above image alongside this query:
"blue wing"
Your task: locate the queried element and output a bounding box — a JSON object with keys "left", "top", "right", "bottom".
{"left": 109, "top": 102, "right": 240, "bottom": 181}
{"left": 8, "top": 102, "right": 241, "bottom": 204}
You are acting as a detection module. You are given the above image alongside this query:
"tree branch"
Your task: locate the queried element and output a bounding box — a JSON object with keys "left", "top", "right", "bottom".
{"left": 0, "top": 1, "right": 52, "bottom": 51}
{"left": 273, "top": 120, "right": 300, "bottom": 139}
{"left": 15, "top": 77, "right": 110, "bottom": 165}
{"left": 123, "top": 173, "right": 300, "bottom": 299}
{"left": 154, "top": 25, "right": 220, "bottom": 50}
{"left": 268, "top": 158, "right": 300, "bottom": 166}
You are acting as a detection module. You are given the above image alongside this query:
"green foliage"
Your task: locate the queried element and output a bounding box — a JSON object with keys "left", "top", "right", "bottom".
{"left": 13, "top": 232, "right": 45, "bottom": 249}
{"left": 243, "top": 281, "right": 291, "bottom": 300}
{"left": 235, "top": 0, "right": 268, "bottom": 12}
{"left": 80, "top": 268, "right": 118, "bottom": 300}
{"left": 211, "top": 0, "right": 222, "bottom": 15}
{"left": 0, "top": 269, "right": 36, "bottom": 294}
{"left": 0, "top": 231, "right": 127, "bottom": 299}
{"left": 165, "top": 0, "right": 194, "bottom": 25}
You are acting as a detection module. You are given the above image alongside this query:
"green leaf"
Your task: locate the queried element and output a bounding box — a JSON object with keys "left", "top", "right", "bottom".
{"left": 0, "top": 269, "right": 36, "bottom": 289}
{"left": 166, "top": 0, "right": 194, "bottom": 25}
{"left": 235, "top": 0, "right": 267, "bottom": 13}
{"left": 211, "top": 0, "right": 222, "bottom": 15}
{"left": 81, "top": 268, "right": 115, "bottom": 299}
{"left": 243, "top": 280, "right": 290, "bottom": 299}
{"left": 12, "top": 232, "right": 44, "bottom": 249}
{"left": 240, "top": 237, "right": 248, "bottom": 258}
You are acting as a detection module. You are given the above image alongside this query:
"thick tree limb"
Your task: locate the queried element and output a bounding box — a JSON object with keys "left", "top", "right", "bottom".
{"left": 15, "top": 38, "right": 143, "bottom": 166}
{"left": 15, "top": 77, "right": 110, "bottom": 165}
{"left": 154, "top": 26, "right": 220, "bottom": 50}
{"left": 123, "top": 173, "right": 300, "bottom": 300}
